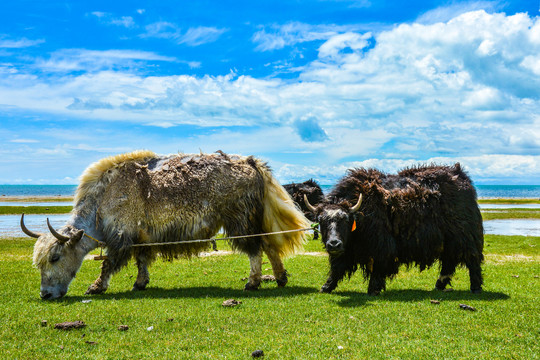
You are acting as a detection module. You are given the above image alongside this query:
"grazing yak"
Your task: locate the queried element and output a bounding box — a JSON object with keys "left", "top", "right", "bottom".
{"left": 22, "top": 150, "right": 310, "bottom": 299}
{"left": 304, "top": 164, "right": 484, "bottom": 295}
{"left": 283, "top": 179, "right": 324, "bottom": 239}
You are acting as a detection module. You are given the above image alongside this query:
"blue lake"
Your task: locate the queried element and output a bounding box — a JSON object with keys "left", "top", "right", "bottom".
{"left": 4, "top": 214, "right": 538, "bottom": 238}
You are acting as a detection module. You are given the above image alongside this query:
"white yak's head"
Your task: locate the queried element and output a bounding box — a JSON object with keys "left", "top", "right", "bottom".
{"left": 21, "top": 214, "right": 86, "bottom": 299}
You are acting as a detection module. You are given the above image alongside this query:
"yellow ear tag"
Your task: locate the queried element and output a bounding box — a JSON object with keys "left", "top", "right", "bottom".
{"left": 351, "top": 220, "right": 357, "bottom": 232}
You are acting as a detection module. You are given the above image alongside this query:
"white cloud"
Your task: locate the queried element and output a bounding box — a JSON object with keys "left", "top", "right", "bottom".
{"left": 275, "top": 155, "right": 540, "bottom": 185}
{"left": 252, "top": 22, "right": 362, "bottom": 51}
{"left": 10, "top": 139, "right": 39, "bottom": 143}
{"left": 179, "top": 27, "right": 228, "bottom": 46}
{"left": 141, "top": 23, "right": 227, "bottom": 46}
{"left": 0, "top": 36, "right": 44, "bottom": 48}
{"left": 90, "top": 12, "right": 136, "bottom": 28}
{"left": 416, "top": 1, "right": 500, "bottom": 24}
{"left": 34, "top": 49, "right": 176, "bottom": 72}
{"left": 318, "top": 32, "right": 371, "bottom": 60}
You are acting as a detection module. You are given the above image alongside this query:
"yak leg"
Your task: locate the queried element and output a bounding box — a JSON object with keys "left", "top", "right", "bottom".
{"left": 435, "top": 260, "right": 457, "bottom": 290}
{"left": 132, "top": 253, "right": 150, "bottom": 291}
{"left": 367, "top": 263, "right": 386, "bottom": 296}
{"left": 320, "top": 255, "right": 347, "bottom": 293}
{"left": 367, "top": 275, "right": 385, "bottom": 295}
{"left": 86, "top": 258, "right": 114, "bottom": 295}
{"left": 367, "top": 273, "right": 386, "bottom": 296}
{"left": 263, "top": 243, "right": 287, "bottom": 287}
{"left": 245, "top": 250, "right": 263, "bottom": 291}
{"left": 466, "top": 257, "right": 483, "bottom": 294}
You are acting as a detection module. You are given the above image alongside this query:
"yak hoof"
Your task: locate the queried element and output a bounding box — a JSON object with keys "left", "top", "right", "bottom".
{"left": 85, "top": 284, "right": 106, "bottom": 295}
{"left": 244, "top": 282, "right": 260, "bottom": 291}
{"left": 471, "top": 288, "right": 482, "bottom": 294}
{"left": 276, "top": 272, "right": 288, "bottom": 287}
{"left": 368, "top": 290, "right": 381, "bottom": 296}
{"left": 320, "top": 286, "right": 333, "bottom": 293}
{"left": 132, "top": 283, "right": 148, "bottom": 291}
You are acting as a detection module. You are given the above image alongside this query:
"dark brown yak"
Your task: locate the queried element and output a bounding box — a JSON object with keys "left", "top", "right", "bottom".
{"left": 283, "top": 179, "right": 324, "bottom": 239}
{"left": 304, "top": 164, "right": 484, "bottom": 295}
{"left": 22, "top": 150, "right": 310, "bottom": 299}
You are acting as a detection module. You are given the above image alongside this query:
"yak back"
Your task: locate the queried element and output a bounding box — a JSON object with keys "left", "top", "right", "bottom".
{"left": 328, "top": 163, "right": 483, "bottom": 277}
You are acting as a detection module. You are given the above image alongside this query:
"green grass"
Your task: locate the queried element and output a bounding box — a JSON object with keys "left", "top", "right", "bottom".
{"left": 478, "top": 199, "right": 540, "bottom": 204}
{"left": 482, "top": 208, "right": 540, "bottom": 220}
{"left": 0, "top": 206, "right": 73, "bottom": 215}
{"left": 0, "top": 234, "right": 538, "bottom": 359}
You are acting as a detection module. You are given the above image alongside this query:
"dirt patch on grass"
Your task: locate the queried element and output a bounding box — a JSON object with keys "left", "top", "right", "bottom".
{"left": 485, "top": 253, "right": 540, "bottom": 264}
{"left": 299, "top": 251, "right": 327, "bottom": 256}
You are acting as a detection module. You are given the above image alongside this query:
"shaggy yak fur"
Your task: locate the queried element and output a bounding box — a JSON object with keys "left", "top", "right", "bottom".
{"left": 24, "top": 150, "right": 310, "bottom": 299}
{"left": 304, "top": 164, "right": 484, "bottom": 295}
{"left": 283, "top": 179, "right": 324, "bottom": 239}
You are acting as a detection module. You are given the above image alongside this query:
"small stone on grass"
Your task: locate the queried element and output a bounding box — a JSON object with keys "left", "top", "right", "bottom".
{"left": 251, "top": 349, "right": 264, "bottom": 357}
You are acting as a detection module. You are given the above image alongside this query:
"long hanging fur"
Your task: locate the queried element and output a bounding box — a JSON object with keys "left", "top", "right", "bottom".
{"left": 256, "top": 162, "right": 312, "bottom": 257}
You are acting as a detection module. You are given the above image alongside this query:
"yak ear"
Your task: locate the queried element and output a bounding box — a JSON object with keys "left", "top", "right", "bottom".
{"left": 69, "top": 230, "right": 85, "bottom": 245}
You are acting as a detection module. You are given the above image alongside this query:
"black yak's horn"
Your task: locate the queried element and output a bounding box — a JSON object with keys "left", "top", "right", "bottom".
{"left": 20, "top": 214, "right": 41, "bottom": 239}
{"left": 350, "top": 194, "right": 363, "bottom": 213}
{"left": 47, "top": 218, "right": 70, "bottom": 243}
{"left": 304, "top": 194, "right": 317, "bottom": 212}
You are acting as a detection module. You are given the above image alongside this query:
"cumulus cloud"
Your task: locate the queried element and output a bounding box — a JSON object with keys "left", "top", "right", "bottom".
{"left": 275, "top": 155, "right": 540, "bottom": 185}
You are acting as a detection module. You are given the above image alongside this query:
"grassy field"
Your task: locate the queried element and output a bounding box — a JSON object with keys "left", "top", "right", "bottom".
{"left": 0, "top": 206, "right": 73, "bottom": 215}
{"left": 1, "top": 198, "right": 538, "bottom": 358}
{"left": 0, "top": 233, "right": 538, "bottom": 359}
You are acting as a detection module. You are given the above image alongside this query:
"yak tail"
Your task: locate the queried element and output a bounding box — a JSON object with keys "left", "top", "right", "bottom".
{"left": 256, "top": 161, "right": 311, "bottom": 258}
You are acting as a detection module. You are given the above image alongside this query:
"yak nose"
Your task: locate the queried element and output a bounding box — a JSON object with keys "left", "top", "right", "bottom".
{"left": 326, "top": 239, "right": 343, "bottom": 252}
{"left": 40, "top": 291, "right": 52, "bottom": 300}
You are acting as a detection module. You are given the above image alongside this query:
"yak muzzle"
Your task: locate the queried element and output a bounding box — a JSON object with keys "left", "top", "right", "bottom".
{"left": 326, "top": 239, "right": 344, "bottom": 254}
{"left": 40, "top": 289, "right": 66, "bottom": 300}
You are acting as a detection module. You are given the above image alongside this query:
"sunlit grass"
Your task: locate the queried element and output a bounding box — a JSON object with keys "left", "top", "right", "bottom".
{"left": 0, "top": 233, "right": 538, "bottom": 359}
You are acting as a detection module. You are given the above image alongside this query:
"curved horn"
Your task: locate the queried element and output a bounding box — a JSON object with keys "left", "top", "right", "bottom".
{"left": 47, "top": 218, "right": 70, "bottom": 243}
{"left": 304, "top": 194, "right": 317, "bottom": 213}
{"left": 20, "top": 214, "right": 41, "bottom": 238}
{"left": 350, "top": 194, "right": 363, "bottom": 213}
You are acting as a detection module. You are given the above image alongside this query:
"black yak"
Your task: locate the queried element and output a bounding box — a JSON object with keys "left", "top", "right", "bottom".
{"left": 22, "top": 150, "right": 310, "bottom": 299}
{"left": 304, "top": 164, "right": 484, "bottom": 295}
{"left": 283, "top": 179, "right": 324, "bottom": 239}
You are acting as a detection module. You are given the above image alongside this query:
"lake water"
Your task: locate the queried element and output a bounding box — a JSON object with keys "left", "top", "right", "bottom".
{"left": 483, "top": 219, "right": 540, "bottom": 237}
{"left": 1, "top": 184, "right": 539, "bottom": 198}
{"left": 0, "top": 185, "right": 77, "bottom": 197}
{"left": 2, "top": 214, "right": 70, "bottom": 237}
{"left": 479, "top": 204, "right": 540, "bottom": 209}
{"left": 4, "top": 214, "right": 538, "bottom": 238}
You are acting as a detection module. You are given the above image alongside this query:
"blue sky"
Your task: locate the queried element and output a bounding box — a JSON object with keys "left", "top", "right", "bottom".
{"left": 1, "top": 1, "right": 539, "bottom": 185}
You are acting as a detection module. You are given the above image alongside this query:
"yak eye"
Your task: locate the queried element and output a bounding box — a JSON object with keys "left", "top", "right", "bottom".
{"left": 51, "top": 254, "right": 61, "bottom": 263}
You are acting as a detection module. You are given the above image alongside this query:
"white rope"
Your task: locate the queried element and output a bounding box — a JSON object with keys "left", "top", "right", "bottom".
{"left": 130, "top": 227, "right": 315, "bottom": 248}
